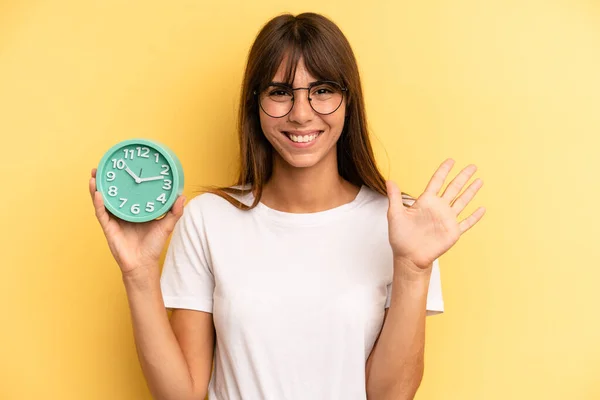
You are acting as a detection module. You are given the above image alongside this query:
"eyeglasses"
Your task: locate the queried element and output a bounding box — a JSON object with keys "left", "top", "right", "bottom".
{"left": 254, "top": 80, "right": 348, "bottom": 118}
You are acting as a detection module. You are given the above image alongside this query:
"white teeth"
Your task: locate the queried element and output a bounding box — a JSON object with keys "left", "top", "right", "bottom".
{"left": 288, "top": 133, "right": 319, "bottom": 143}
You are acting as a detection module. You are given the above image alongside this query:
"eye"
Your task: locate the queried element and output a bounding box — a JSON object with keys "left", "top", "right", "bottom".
{"left": 310, "top": 83, "right": 340, "bottom": 99}
{"left": 268, "top": 89, "right": 292, "bottom": 97}
{"left": 315, "top": 88, "right": 333, "bottom": 95}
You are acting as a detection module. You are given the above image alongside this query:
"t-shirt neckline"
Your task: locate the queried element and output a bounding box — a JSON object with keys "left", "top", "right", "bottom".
{"left": 251, "top": 185, "right": 368, "bottom": 226}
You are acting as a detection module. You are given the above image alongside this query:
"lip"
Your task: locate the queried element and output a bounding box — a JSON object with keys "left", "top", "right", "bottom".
{"left": 283, "top": 130, "right": 322, "bottom": 136}
{"left": 281, "top": 130, "right": 323, "bottom": 148}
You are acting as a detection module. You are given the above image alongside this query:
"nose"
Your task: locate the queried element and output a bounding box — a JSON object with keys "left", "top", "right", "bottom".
{"left": 287, "top": 89, "right": 314, "bottom": 124}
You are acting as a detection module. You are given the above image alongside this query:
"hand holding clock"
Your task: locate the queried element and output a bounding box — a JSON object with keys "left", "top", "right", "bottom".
{"left": 89, "top": 168, "right": 186, "bottom": 278}
{"left": 91, "top": 139, "right": 185, "bottom": 280}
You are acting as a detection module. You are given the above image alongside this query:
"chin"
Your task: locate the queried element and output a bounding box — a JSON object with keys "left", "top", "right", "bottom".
{"left": 279, "top": 154, "right": 323, "bottom": 169}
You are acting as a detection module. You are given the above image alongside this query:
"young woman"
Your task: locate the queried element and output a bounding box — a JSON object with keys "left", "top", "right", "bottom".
{"left": 89, "top": 12, "right": 485, "bottom": 400}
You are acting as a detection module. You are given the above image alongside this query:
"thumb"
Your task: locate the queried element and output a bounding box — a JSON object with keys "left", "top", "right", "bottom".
{"left": 386, "top": 180, "right": 404, "bottom": 214}
{"left": 160, "top": 195, "right": 186, "bottom": 235}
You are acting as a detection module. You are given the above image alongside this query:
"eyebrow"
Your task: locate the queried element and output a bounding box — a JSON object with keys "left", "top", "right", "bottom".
{"left": 268, "top": 80, "right": 326, "bottom": 87}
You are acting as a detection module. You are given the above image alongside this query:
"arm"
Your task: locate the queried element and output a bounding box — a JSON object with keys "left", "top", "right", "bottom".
{"left": 365, "top": 258, "right": 433, "bottom": 400}
{"left": 123, "top": 269, "right": 215, "bottom": 400}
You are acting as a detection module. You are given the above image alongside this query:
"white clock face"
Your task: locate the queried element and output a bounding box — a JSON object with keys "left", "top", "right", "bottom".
{"left": 101, "top": 144, "right": 175, "bottom": 219}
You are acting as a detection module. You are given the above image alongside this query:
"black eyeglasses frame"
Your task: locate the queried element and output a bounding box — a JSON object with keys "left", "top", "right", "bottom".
{"left": 253, "top": 80, "right": 348, "bottom": 118}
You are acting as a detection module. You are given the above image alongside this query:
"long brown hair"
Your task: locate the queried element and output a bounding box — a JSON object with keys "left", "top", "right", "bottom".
{"left": 200, "top": 12, "right": 412, "bottom": 209}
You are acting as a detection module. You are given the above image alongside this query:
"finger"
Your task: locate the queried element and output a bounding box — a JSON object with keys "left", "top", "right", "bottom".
{"left": 160, "top": 195, "right": 186, "bottom": 235}
{"left": 441, "top": 164, "right": 478, "bottom": 203}
{"left": 451, "top": 178, "right": 484, "bottom": 215}
{"left": 386, "top": 180, "right": 405, "bottom": 214}
{"left": 89, "top": 177, "right": 97, "bottom": 201}
{"left": 459, "top": 206, "right": 486, "bottom": 234}
{"left": 92, "top": 168, "right": 97, "bottom": 178}
{"left": 91, "top": 186, "right": 111, "bottom": 231}
{"left": 423, "top": 158, "right": 455, "bottom": 196}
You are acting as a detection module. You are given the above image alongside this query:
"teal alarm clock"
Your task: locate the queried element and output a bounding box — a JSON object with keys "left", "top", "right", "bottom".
{"left": 96, "top": 138, "right": 184, "bottom": 223}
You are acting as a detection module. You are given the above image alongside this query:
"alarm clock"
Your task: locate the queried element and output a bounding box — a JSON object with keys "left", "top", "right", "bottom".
{"left": 96, "top": 138, "right": 184, "bottom": 223}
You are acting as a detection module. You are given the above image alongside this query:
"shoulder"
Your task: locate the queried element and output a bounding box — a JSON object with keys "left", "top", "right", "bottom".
{"left": 182, "top": 186, "right": 253, "bottom": 221}
{"left": 359, "top": 185, "right": 417, "bottom": 209}
{"left": 185, "top": 191, "right": 240, "bottom": 214}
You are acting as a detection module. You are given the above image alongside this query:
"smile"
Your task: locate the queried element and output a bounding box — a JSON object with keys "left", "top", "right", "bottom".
{"left": 282, "top": 130, "right": 323, "bottom": 144}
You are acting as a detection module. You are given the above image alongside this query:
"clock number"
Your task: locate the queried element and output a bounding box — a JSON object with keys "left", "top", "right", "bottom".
{"left": 131, "top": 204, "right": 140, "bottom": 214}
{"left": 106, "top": 171, "right": 116, "bottom": 181}
{"left": 145, "top": 202, "right": 155, "bottom": 212}
{"left": 119, "top": 198, "right": 128, "bottom": 208}
{"left": 154, "top": 153, "right": 160, "bottom": 163}
{"left": 136, "top": 147, "right": 150, "bottom": 158}
{"left": 157, "top": 193, "right": 167, "bottom": 204}
{"left": 162, "top": 179, "right": 172, "bottom": 190}
{"left": 160, "top": 165, "right": 170, "bottom": 175}
{"left": 108, "top": 186, "right": 118, "bottom": 197}
{"left": 111, "top": 159, "right": 125, "bottom": 170}
{"left": 123, "top": 149, "right": 134, "bottom": 159}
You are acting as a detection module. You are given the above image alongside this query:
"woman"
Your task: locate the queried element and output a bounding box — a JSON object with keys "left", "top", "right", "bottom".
{"left": 89, "top": 12, "right": 485, "bottom": 400}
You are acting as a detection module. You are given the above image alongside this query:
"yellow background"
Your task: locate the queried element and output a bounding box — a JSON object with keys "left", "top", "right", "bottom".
{"left": 2, "top": 0, "right": 599, "bottom": 399}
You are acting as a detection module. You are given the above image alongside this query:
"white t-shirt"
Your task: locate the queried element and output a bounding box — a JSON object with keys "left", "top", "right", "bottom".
{"left": 160, "top": 185, "right": 444, "bottom": 400}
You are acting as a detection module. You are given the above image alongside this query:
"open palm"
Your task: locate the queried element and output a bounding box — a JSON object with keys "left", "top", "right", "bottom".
{"left": 386, "top": 159, "right": 486, "bottom": 269}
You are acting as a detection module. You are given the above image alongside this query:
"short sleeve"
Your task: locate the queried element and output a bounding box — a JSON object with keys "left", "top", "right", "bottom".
{"left": 160, "top": 199, "right": 214, "bottom": 313}
{"left": 384, "top": 258, "right": 445, "bottom": 316}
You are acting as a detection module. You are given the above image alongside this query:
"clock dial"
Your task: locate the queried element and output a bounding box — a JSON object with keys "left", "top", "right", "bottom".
{"left": 101, "top": 144, "right": 175, "bottom": 219}
{"left": 97, "top": 138, "right": 184, "bottom": 222}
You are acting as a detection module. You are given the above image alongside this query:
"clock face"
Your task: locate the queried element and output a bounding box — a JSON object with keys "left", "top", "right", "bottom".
{"left": 97, "top": 140, "right": 181, "bottom": 222}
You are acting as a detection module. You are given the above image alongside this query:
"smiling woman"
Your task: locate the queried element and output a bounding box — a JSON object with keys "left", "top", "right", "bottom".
{"left": 156, "top": 12, "right": 447, "bottom": 400}
{"left": 90, "top": 11, "right": 453, "bottom": 400}
{"left": 199, "top": 12, "right": 411, "bottom": 209}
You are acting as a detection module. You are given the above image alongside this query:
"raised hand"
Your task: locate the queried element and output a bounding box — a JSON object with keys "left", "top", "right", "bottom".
{"left": 89, "top": 168, "right": 185, "bottom": 278}
{"left": 386, "top": 158, "right": 486, "bottom": 270}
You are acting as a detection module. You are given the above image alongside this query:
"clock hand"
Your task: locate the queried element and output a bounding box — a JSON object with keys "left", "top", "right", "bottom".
{"left": 138, "top": 175, "right": 165, "bottom": 183}
{"left": 124, "top": 164, "right": 141, "bottom": 183}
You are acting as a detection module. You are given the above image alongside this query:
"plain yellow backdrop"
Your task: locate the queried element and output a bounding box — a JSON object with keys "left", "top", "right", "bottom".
{"left": 1, "top": 0, "right": 599, "bottom": 399}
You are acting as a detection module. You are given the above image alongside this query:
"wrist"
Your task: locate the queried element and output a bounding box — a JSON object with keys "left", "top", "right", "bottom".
{"left": 121, "top": 265, "right": 161, "bottom": 292}
{"left": 393, "top": 257, "right": 433, "bottom": 282}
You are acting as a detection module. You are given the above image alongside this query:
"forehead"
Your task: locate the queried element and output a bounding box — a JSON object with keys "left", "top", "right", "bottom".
{"left": 272, "top": 56, "right": 315, "bottom": 85}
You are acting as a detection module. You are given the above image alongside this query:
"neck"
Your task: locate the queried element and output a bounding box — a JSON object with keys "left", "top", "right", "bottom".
{"left": 260, "top": 151, "right": 360, "bottom": 213}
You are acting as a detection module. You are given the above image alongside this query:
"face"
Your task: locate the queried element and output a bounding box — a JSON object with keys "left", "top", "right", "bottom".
{"left": 258, "top": 56, "right": 347, "bottom": 169}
